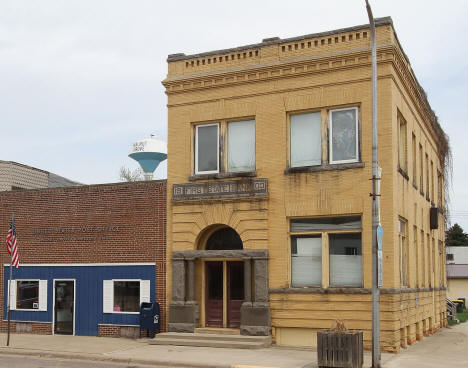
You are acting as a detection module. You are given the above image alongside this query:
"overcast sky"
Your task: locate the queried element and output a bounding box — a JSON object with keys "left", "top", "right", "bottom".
{"left": 1, "top": 0, "right": 467, "bottom": 228}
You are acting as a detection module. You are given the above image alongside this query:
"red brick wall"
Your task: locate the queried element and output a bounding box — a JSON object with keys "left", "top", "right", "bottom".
{"left": 0, "top": 180, "right": 166, "bottom": 334}
{"left": 0, "top": 321, "right": 52, "bottom": 334}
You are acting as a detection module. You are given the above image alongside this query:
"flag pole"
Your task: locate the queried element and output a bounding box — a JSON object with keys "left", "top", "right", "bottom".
{"left": 6, "top": 203, "right": 14, "bottom": 347}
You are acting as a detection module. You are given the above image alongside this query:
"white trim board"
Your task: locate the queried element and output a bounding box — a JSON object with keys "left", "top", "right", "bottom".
{"left": 4, "top": 263, "right": 156, "bottom": 267}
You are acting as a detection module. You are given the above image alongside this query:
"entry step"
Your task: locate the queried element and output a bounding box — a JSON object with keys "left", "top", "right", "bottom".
{"left": 150, "top": 332, "right": 271, "bottom": 349}
{"left": 195, "top": 327, "right": 240, "bottom": 335}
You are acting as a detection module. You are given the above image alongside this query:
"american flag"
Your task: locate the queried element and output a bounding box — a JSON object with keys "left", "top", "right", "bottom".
{"left": 6, "top": 215, "right": 19, "bottom": 268}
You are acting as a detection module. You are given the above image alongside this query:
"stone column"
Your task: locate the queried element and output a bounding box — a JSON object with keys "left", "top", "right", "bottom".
{"left": 240, "top": 255, "right": 270, "bottom": 336}
{"left": 187, "top": 258, "right": 195, "bottom": 302}
{"left": 253, "top": 257, "right": 269, "bottom": 304}
{"left": 243, "top": 257, "right": 252, "bottom": 304}
{"left": 168, "top": 255, "right": 199, "bottom": 333}
{"left": 171, "top": 257, "right": 186, "bottom": 302}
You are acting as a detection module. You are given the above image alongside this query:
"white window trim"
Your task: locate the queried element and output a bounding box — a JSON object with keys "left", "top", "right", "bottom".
{"left": 329, "top": 107, "right": 359, "bottom": 164}
{"left": 10, "top": 279, "right": 47, "bottom": 312}
{"left": 103, "top": 279, "right": 150, "bottom": 315}
{"left": 195, "top": 123, "right": 219, "bottom": 175}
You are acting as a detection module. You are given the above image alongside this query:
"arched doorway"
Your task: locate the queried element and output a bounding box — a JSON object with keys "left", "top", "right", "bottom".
{"left": 204, "top": 227, "right": 244, "bottom": 328}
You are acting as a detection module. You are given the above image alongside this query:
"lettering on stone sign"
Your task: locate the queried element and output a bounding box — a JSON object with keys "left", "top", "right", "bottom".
{"left": 173, "top": 178, "right": 268, "bottom": 200}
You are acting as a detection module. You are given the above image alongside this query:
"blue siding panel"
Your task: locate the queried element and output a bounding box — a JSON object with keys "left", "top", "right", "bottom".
{"left": 3, "top": 265, "right": 156, "bottom": 336}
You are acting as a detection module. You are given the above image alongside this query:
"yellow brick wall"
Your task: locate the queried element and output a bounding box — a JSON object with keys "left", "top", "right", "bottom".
{"left": 164, "top": 21, "right": 447, "bottom": 352}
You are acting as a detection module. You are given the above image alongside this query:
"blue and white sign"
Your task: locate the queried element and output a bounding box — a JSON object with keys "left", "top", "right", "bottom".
{"left": 377, "top": 223, "right": 383, "bottom": 287}
{"left": 377, "top": 224, "right": 383, "bottom": 250}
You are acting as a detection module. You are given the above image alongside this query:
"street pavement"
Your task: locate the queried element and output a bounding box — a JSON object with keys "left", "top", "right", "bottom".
{"left": 0, "top": 323, "right": 467, "bottom": 368}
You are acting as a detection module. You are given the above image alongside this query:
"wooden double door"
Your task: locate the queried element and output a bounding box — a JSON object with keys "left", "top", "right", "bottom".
{"left": 205, "top": 261, "right": 244, "bottom": 328}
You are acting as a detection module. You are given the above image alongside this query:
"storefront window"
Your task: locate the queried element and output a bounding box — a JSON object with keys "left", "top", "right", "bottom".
{"left": 113, "top": 281, "right": 140, "bottom": 312}
{"left": 16, "top": 280, "right": 39, "bottom": 309}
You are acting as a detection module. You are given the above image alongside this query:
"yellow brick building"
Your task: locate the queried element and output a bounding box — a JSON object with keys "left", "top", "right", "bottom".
{"left": 162, "top": 17, "right": 449, "bottom": 352}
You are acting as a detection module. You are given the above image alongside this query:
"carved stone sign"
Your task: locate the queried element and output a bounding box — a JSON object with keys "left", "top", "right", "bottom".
{"left": 172, "top": 178, "right": 268, "bottom": 201}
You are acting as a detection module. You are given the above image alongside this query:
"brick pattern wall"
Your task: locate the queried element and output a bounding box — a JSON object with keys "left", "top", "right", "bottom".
{"left": 98, "top": 325, "right": 140, "bottom": 338}
{"left": 164, "top": 19, "right": 447, "bottom": 352}
{"left": 0, "top": 321, "right": 52, "bottom": 335}
{"left": 0, "top": 180, "right": 166, "bottom": 335}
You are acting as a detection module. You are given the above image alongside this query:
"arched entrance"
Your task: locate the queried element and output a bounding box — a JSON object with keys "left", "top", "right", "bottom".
{"left": 203, "top": 227, "right": 244, "bottom": 328}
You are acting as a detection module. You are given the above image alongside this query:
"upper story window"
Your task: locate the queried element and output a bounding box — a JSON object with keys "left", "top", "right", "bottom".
{"left": 290, "top": 112, "right": 322, "bottom": 167}
{"left": 412, "top": 133, "right": 417, "bottom": 186}
{"left": 398, "top": 113, "right": 408, "bottom": 173}
{"left": 195, "top": 120, "right": 255, "bottom": 175}
{"left": 288, "top": 106, "right": 360, "bottom": 170}
{"left": 228, "top": 120, "right": 255, "bottom": 172}
{"left": 329, "top": 107, "right": 359, "bottom": 164}
{"left": 195, "top": 124, "right": 219, "bottom": 174}
{"left": 419, "top": 144, "right": 424, "bottom": 192}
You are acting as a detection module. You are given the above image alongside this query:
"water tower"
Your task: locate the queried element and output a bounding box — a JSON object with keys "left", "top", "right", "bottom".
{"left": 128, "top": 135, "right": 167, "bottom": 180}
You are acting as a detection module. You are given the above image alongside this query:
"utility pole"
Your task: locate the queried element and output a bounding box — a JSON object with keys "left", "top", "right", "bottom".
{"left": 365, "top": 1, "right": 381, "bottom": 367}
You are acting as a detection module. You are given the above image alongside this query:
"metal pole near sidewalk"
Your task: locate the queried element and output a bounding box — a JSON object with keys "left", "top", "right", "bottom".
{"left": 6, "top": 204, "right": 14, "bottom": 347}
{"left": 365, "top": 1, "right": 381, "bottom": 367}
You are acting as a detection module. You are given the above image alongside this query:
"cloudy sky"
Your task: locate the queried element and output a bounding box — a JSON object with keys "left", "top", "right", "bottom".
{"left": 1, "top": 0, "right": 467, "bottom": 227}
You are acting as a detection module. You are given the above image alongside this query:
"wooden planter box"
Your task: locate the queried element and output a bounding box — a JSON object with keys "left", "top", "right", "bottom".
{"left": 317, "top": 330, "right": 363, "bottom": 368}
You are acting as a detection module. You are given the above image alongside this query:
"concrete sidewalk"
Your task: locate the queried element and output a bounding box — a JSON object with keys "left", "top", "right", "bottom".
{"left": 0, "top": 325, "right": 465, "bottom": 368}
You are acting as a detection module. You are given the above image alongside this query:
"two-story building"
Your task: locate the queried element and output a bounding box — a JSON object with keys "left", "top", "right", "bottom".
{"left": 163, "top": 17, "right": 449, "bottom": 352}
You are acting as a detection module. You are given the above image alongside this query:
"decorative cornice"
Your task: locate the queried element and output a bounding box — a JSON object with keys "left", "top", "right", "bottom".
{"left": 167, "top": 17, "right": 393, "bottom": 63}
{"left": 162, "top": 45, "right": 393, "bottom": 93}
{"left": 164, "top": 42, "right": 447, "bottom": 154}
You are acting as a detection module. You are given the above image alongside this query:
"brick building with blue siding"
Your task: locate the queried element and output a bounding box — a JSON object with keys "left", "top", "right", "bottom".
{"left": 0, "top": 180, "right": 166, "bottom": 337}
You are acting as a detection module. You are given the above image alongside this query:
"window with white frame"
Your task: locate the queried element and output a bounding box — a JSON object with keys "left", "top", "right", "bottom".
{"left": 329, "top": 107, "right": 359, "bottom": 164}
{"left": 195, "top": 120, "right": 255, "bottom": 175}
{"left": 290, "top": 112, "right": 322, "bottom": 167}
{"left": 103, "top": 279, "right": 150, "bottom": 313}
{"left": 8, "top": 279, "right": 47, "bottom": 311}
{"left": 290, "top": 216, "right": 362, "bottom": 288}
{"left": 195, "top": 124, "right": 219, "bottom": 174}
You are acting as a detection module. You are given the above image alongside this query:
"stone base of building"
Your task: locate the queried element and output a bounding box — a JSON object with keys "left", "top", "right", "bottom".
{"left": 240, "top": 302, "right": 271, "bottom": 336}
{"left": 168, "top": 301, "right": 199, "bottom": 333}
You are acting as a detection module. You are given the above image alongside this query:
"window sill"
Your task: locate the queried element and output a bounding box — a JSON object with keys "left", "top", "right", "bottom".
{"left": 426, "top": 195, "right": 430, "bottom": 202}
{"left": 13, "top": 309, "right": 42, "bottom": 312}
{"left": 398, "top": 166, "right": 409, "bottom": 181}
{"left": 420, "top": 190, "right": 425, "bottom": 197}
{"left": 104, "top": 311, "right": 140, "bottom": 315}
{"left": 189, "top": 171, "right": 257, "bottom": 181}
{"left": 284, "top": 162, "right": 364, "bottom": 174}
{"left": 270, "top": 287, "right": 369, "bottom": 294}
{"left": 412, "top": 182, "right": 418, "bottom": 190}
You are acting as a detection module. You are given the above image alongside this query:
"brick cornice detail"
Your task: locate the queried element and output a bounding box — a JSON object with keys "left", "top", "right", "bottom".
{"left": 162, "top": 45, "right": 393, "bottom": 93}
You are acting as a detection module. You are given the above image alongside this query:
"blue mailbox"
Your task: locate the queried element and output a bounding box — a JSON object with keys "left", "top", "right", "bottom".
{"left": 139, "top": 302, "right": 160, "bottom": 338}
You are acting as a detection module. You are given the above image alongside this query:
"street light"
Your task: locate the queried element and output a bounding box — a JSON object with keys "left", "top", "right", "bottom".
{"left": 365, "top": 1, "right": 382, "bottom": 367}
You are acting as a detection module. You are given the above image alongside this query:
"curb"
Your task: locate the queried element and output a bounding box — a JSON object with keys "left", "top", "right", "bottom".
{"left": 0, "top": 348, "right": 230, "bottom": 368}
